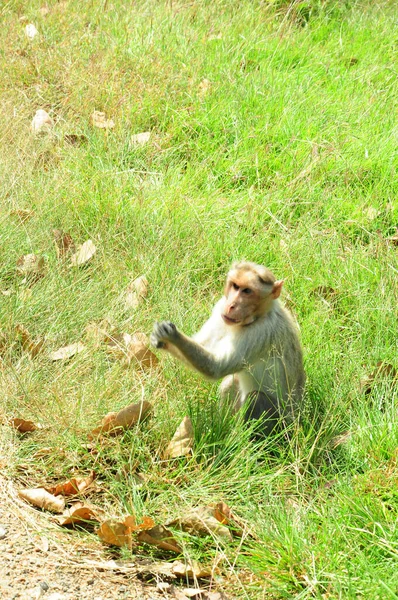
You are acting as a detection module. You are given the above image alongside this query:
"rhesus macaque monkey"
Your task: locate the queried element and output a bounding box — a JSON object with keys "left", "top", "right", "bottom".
{"left": 151, "top": 262, "right": 305, "bottom": 434}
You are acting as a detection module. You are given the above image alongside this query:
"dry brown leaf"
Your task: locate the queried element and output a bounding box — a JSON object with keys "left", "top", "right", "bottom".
{"left": 124, "top": 275, "right": 148, "bottom": 309}
{"left": 58, "top": 502, "right": 101, "bottom": 528}
{"left": 10, "top": 418, "right": 39, "bottom": 433}
{"left": 360, "top": 361, "right": 398, "bottom": 395}
{"left": 137, "top": 524, "right": 181, "bottom": 554}
{"left": 15, "top": 324, "right": 45, "bottom": 358}
{"left": 53, "top": 229, "right": 76, "bottom": 258}
{"left": 181, "top": 590, "right": 224, "bottom": 600}
{"left": 169, "top": 507, "right": 232, "bottom": 542}
{"left": 105, "top": 332, "right": 133, "bottom": 360}
{"left": 138, "top": 560, "right": 212, "bottom": 580}
{"left": 88, "top": 400, "right": 152, "bottom": 439}
{"left": 131, "top": 132, "right": 151, "bottom": 146}
{"left": 124, "top": 515, "right": 155, "bottom": 531}
{"left": 91, "top": 111, "right": 115, "bottom": 129}
{"left": 211, "top": 502, "right": 244, "bottom": 537}
{"left": 16, "top": 254, "right": 45, "bottom": 282}
{"left": 47, "top": 471, "right": 95, "bottom": 497}
{"left": 18, "top": 488, "right": 65, "bottom": 513}
{"left": 172, "top": 560, "right": 213, "bottom": 579}
{"left": 127, "top": 333, "right": 158, "bottom": 368}
{"left": 31, "top": 109, "right": 52, "bottom": 133}
{"left": 164, "top": 416, "right": 194, "bottom": 459}
{"left": 97, "top": 519, "right": 132, "bottom": 549}
{"left": 9, "top": 209, "right": 34, "bottom": 222}
{"left": 70, "top": 239, "right": 97, "bottom": 266}
{"left": 105, "top": 331, "right": 158, "bottom": 368}
{"left": 49, "top": 341, "right": 86, "bottom": 361}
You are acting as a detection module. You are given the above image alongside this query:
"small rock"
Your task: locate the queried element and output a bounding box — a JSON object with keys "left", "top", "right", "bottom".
{"left": 87, "top": 579, "right": 95, "bottom": 585}
{"left": 0, "top": 525, "right": 7, "bottom": 539}
{"left": 39, "top": 582, "right": 49, "bottom": 592}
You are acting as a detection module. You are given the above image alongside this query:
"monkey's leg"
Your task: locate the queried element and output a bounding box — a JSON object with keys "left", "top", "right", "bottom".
{"left": 219, "top": 375, "right": 241, "bottom": 413}
{"left": 243, "top": 391, "right": 280, "bottom": 437}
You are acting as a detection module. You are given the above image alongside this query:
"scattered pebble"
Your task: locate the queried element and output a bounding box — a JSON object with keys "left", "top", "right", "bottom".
{"left": 0, "top": 525, "right": 7, "bottom": 539}
{"left": 39, "top": 582, "right": 49, "bottom": 592}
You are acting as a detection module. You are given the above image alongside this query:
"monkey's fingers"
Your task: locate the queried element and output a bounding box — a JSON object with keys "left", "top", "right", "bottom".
{"left": 150, "top": 332, "right": 166, "bottom": 349}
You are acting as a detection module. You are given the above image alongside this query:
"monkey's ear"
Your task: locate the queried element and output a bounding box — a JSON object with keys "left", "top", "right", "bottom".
{"left": 271, "top": 280, "right": 284, "bottom": 299}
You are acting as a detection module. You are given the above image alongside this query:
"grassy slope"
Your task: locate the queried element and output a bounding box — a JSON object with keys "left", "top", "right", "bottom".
{"left": 1, "top": 1, "right": 398, "bottom": 597}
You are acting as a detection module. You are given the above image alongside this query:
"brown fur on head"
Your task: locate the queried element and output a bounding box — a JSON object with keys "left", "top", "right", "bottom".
{"left": 222, "top": 261, "right": 283, "bottom": 326}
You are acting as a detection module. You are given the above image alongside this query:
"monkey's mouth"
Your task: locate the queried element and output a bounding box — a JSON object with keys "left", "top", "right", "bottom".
{"left": 222, "top": 314, "right": 240, "bottom": 325}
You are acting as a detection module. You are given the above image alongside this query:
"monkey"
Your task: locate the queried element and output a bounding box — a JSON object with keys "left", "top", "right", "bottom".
{"left": 150, "top": 261, "right": 305, "bottom": 435}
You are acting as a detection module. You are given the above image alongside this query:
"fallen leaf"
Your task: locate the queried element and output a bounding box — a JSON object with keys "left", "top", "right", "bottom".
{"left": 58, "top": 502, "right": 101, "bottom": 528}
{"left": 9, "top": 209, "right": 34, "bottom": 222}
{"left": 360, "top": 362, "right": 397, "bottom": 395}
{"left": 210, "top": 502, "right": 246, "bottom": 538}
{"left": 31, "top": 109, "right": 52, "bottom": 134}
{"left": 124, "top": 515, "right": 155, "bottom": 532}
{"left": 49, "top": 341, "right": 86, "bottom": 361}
{"left": 18, "top": 488, "right": 65, "bottom": 513}
{"left": 88, "top": 400, "right": 152, "bottom": 438}
{"left": 97, "top": 519, "right": 132, "bottom": 549}
{"left": 70, "top": 239, "right": 97, "bottom": 266}
{"left": 105, "top": 331, "right": 158, "bottom": 368}
{"left": 25, "top": 23, "right": 38, "bottom": 39}
{"left": 47, "top": 471, "right": 96, "bottom": 497}
{"left": 91, "top": 110, "right": 115, "bottom": 129}
{"left": 157, "top": 582, "right": 171, "bottom": 593}
{"left": 53, "top": 229, "right": 75, "bottom": 258}
{"left": 172, "top": 560, "right": 213, "bottom": 579}
{"left": 10, "top": 418, "right": 39, "bottom": 433}
{"left": 131, "top": 132, "right": 151, "bottom": 146}
{"left": 105, "top": 332, "right": 133, "bottom": 360}
{"left": 16, "top": 254, "right": 45, "bottom": 282}
{"left": 138, "top": 560, "right": 212, "bottom": 580}
{"left": 124, "top": 275, "right": 148, "bottom": 309}
{"left": 164, "top": 416, "right": 194, "bottom": 459}
{"left": 127, "top": 333, "right": 158, "bottom": 368}
{"left": 169, "top": 507, "right": 232, "bottom": 542}
{"left": 137, "top": 524, "right": 181, "bottom": 554}
{"left": 15, "top": 324, "right": 45, "bottom": 357}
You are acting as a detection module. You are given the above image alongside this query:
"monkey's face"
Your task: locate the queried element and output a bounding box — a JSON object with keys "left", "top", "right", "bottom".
{"left": 222, "top": 264, "right": 283, "bottom": 326}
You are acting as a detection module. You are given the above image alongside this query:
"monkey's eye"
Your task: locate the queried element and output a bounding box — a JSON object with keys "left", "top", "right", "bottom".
{"left": 242, "top": 288, "right": 251, "bottom": 295}
{"left": 232, "top": 283, "right": 239, "bottom": 291}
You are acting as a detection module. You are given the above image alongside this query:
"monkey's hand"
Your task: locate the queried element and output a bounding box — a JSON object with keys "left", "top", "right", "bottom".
{"left": 150, "top": 321, "right": 179, "bottom": 349}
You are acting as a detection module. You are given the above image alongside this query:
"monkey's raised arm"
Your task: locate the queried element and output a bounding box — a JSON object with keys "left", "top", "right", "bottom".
{"left": 150, "top": 321, "right": 245, "bottom": 380}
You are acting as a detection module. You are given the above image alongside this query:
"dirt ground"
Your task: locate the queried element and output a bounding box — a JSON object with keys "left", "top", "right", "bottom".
{"left": 0, "top": 476, "right": 225, "bottom": 600}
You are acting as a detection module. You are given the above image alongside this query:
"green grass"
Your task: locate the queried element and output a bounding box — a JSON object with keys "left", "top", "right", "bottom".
{"left": 1, "top": 0, "right": 398, "bottom": 597}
